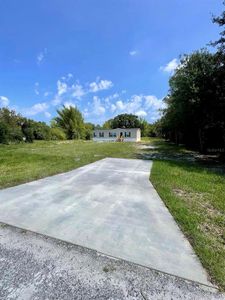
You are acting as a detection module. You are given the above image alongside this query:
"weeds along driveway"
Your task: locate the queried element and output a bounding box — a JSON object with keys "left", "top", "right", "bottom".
{"left": 0, "top": 158, "right": 211, "bottom": 286}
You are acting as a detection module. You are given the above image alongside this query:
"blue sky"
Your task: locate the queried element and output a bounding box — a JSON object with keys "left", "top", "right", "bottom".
{"left": 0, "top": 0, "right": 223, "bottom": 124}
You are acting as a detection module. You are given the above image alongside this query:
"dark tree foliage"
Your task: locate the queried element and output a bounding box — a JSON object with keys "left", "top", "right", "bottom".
{"left": 84, "top": 122, "right": 95, "bottom": 140}
{"left": 33, "top": 122, "right": 51, "bottom": 140}
{"left": 21, "top": 121, "right": 35, "bottom": 143}
{"left": 0, "top": 121, "right": 9, "bottom": 143}
{"left": 211, "top": 1, "right": 225, "bottom": 53}
{"left": 160, "top": 4, "right": 225, "bottom": 153}
{"left": 102, "top": 115, "right": 160, "bottom": 137}
{"left": 111, "top": 114, "right": 140, "bottom": 129}
{"left": 0, "top": 108, "right": 24, "bottom": 143}
{"left": 0, "top": 107, "right": 61, "bottom": 144}
{"left": 161, "top": 50, "right": 225, "bottom": 152}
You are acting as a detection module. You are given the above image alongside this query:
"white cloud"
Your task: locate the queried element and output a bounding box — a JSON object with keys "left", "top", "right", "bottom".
{"left": 23, "top": 102, "right": 49, "bottom": 116}
{"left": 51, "top": 77, "right": 113, "bottom": 108}
{"left": 89, "top": 79, "right": 113, "bottom": 92}
{"left": 37, "top": 48, "right": 47, "bottom": 65}
{"left": 105, "top": 93, "right": 119, "bottom": 103}
{"left": 135, "top": 110, "right": 147, "bottom": 117}
{"left": 92, "top": 96, "right": 105, "bottom": 115}
{"left": 144, "top": 95, "right": 165, "bottom": 110}
{"left": 129, "top": 50, "right": 138, "bottom": 56}
{"left": 72, "top": 84, "right": 85, "bottom": 99}
{"left": 44, "top": 111, "right": 51, "bottom": 118}
{"left": 160, "top": 58, "right": 179, "bottom": 73}
{"left": 0, "top": 96, "right": 9, "bottom": 107}
{"left": 64, "top": 101, "right": 76, "bottom": 108}
{"left": 111, "top": 103, "right": 117, "bottom": 112}
{"left": 106, "top": 94, "right": 165, "bottom": 122}
{"left": 115, "top": 100, "right": 125, "bottom": 110}
{"left": 57, "top": 80, "right": 68, "bottom": 96}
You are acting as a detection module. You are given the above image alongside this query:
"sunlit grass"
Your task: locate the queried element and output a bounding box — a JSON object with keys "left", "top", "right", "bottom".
{"left": 0, "top": 138, "right": 224, "bottom": 289}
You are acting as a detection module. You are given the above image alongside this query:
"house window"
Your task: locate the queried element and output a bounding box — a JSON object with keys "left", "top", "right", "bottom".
{"left": 125, "top": 132, "right": 131, "bottom": 137}
{"left": 99, "top": 132, "right": 104, "bottom": 138}
{"left": 113, "top": 132, "right": 116, "bottom": 137}
{"left": 93, "top": 132, "right": 96, "bottom": 137}
{"left": 109, "top": 132, "right": 113, "bottom": 137}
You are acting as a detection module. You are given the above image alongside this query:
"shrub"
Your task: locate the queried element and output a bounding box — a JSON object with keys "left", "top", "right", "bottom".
{"left": 50, "top": 127, "right": 66, "bottom": 140}
{"left": 0, "top": 122, "right": 9, "bottom": 144}
{"left": 21, "top": 121, "right": 34, "bottom": 143}
{"left": 8, "top": 127, "right": 24, "bottom": 142}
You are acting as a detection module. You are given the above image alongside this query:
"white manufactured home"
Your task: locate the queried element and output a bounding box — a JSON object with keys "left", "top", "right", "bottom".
{"left": 93, "top": 128, "right": 141, "bottom": 142}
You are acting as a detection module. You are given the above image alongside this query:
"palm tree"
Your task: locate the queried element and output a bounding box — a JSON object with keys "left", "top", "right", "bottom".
{"left": 54, "top": 105, "right": 85, "bottom": 139}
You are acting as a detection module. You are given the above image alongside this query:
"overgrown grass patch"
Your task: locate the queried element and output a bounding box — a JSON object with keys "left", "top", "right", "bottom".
{"left": 150, "top": 159, "right": 225, "bottom": 290}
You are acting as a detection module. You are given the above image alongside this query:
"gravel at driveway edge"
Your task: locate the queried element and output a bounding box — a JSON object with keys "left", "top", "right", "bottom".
{"left": 0, "top": 222, "right": 224, "bottom": 300}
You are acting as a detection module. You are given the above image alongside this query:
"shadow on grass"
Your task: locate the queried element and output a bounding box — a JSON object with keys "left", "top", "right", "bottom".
{"left": 136, "top": 140, "right": 225, "bottom": 175}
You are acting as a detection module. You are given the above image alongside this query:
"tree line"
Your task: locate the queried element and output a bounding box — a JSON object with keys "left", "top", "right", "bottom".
{"left": 158, "top": 4, "right": 225, "bottom": 153}
{"left": 0, "top": 107, "right": 158, "bottom": 144}
{"left": 0, "top": 106, "right": 95, "bottom": 144}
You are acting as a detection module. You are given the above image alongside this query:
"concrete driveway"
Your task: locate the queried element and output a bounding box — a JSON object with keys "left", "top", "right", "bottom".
{"left": 0, "top": 158, "right": 210, "bottom": 285}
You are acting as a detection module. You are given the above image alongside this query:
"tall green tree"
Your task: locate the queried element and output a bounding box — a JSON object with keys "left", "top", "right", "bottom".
{"left": 139, "top": 118, "right": 149, "bottom": 137}
{"left": 54, "top": 105, "right": 85, "bottom": 139}
{"left": 111, "top": 114, "right": 140, "bottom": 129}
{"left": 102, "top": 119, "right": 113, "bottom": 129}
{"left": 84, "top": 122, "right": 95, "bottom": 140}
{"left": 161, "top": 50, "right": 225, "bottom": 152}
{"left": 0, "top": 122, "right": 9, "bottom": 143}
{"left": 0, "top": 108, "right": 24, "bottom": 142}
{"left": 211, "top": 1, "right": 225, "bottom": 53}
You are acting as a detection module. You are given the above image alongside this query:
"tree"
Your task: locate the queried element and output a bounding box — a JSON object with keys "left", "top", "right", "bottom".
{"left": 111, "top": 114, "right": 140, "bottom": 129}
{"left": 102, "top": 119, "right": 113, "bottom": 129}
{"left": 50, "top": 127, "right": 66, "bottom": 140}
{"left": 54, "top": 106, "right": 85, "bottom": 139}
{"left": 0, "top": 122, "right": 9, "bottom": 143}
{"left": 21, "top": 121, "right": 34, "bottom": 142}
{"left": 33, "top": 122, "right": 51, "bottom": 140}
{"left": 84, "top": 122, "right": 95, "bottom": 140}
{"left": 211, "top": 1, "right": 225, "bottom": 53}
{"left": 0, "top": 108, "right": 24, "bottom": 143}
{"left": 160, "top": 50, "right": 225, "bottom": 152}
{"left": 139, "top": 118, "right": 149, "bottom": 137}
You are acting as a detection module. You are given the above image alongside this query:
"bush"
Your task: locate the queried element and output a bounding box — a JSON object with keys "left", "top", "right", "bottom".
{"left": 33, "top": 123, "right": 51, "bottom": 140}
{"left": 8, "top": 127, "right": 24, "bottom": 143}
{"left": 0, "top": 122, "right": 9, "bottom": 144}
{"left": 50, "top": 127, "right": 66, "bottom": 140}
{"left": 21, "top": 122, "right": 34, "bottom": 143}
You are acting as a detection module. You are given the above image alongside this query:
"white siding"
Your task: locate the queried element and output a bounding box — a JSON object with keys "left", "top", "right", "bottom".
{"left": 93, "top": 128, "right": 141, "bottom": 142}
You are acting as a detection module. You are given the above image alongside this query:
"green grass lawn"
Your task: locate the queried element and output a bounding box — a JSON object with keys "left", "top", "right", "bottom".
{"left": 0, "top": 138, "right": 224, "bottom": 290}
{"left": 146, "top": 140, "right": 225, "bottom": 290}
{"left": 0, "top": 140, "right": 137, "bottom": 189}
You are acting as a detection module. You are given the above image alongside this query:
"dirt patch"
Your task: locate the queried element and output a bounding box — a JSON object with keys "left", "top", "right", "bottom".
{"left": 173, "top": 188, "right": 205, "bottom": 201}
{"left": 198, "top": 222, "right": 225, "bottom": 244}
{"left": 173, "top": 188, "right": 225, "bottom": 244}
{"left": 198, "top": 201, "right": 224, "bottom": 218}
{"left": 173, "top": 188, "right": 223, "bottom": 217}
{"left": 138, "top": 145, "right": 158, "bottom": 150}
